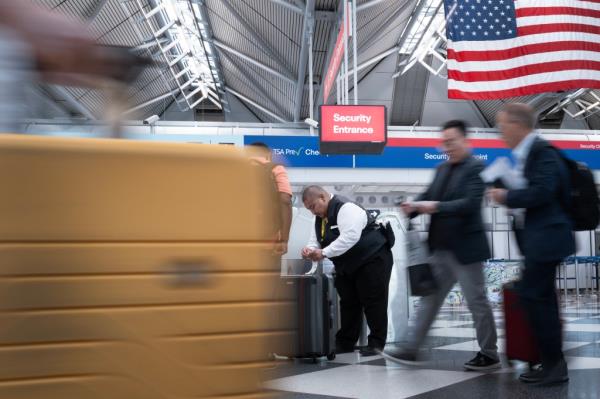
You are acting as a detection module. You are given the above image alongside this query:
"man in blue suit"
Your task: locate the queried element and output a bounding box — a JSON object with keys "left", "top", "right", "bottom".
{"left": 489, "top": 103, "right": 575, "bottom": 386}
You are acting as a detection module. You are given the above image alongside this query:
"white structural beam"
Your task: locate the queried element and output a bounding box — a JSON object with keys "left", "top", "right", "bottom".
{"left": 357, "top": 0, "right": 387, "bottom": 12}
{"left": 219, "top": 51, "right": 290, "bottom": 120}
{"left": 341, "top": 47, "right": 401, "bottom": 79}
{"left": 221, "top": 0, "right": 295, "bottom": 79}
{"left": 358, "top": 1, "right": 408, "bottom": 52}
{"left": 213, "top": 40, "right": 296, "bottom": 85}
{"left": 293, "top": 0, "right": 316, "bottom": 122}
{"left": 225, "top": 87, "right": 287, "bottom": 123}
{"left": 49, "top": 86, "right": 96, "bottom": 120}
{"left": 268, "top": 0, "right": 304, "bottom": 14}
{"left": 124, "top": 89, "right": 180, "bottom": 115}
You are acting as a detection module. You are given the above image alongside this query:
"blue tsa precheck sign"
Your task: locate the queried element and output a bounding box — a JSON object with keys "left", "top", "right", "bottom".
{"left": 244, "top": 135, "right": 353, "bottom": 167}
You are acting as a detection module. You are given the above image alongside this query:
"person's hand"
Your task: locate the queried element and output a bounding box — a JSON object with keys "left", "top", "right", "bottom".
{"left": 273, "top": 241, "right": 288, "bottom": 256}
{"left": 487, "top": 188, "right": 508, "bottom": 205}
{"left": 309, "top": 249, "right": 325, "bottom": 261}
{"left": 301, "top": 247, "right": 314, "bottom": 259}
{"left": 414, "top": 201, "right": 439, "bottom": 215}
{"left": 400, "top": 202, "right": 416, "bottom": 215}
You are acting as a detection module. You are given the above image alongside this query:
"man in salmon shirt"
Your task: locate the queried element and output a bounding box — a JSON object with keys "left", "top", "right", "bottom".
{"left": 248, "top": 142, "right": 293, "bottom": 255}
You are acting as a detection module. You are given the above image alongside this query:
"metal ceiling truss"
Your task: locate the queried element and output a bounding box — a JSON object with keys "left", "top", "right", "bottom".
{"left": 225, "top": 87, "right": 287, "bottom": 123}
{"left": 294, "top": 0, "right": 316, "bottom": 122}
{"left": 220, "top": 0, "right": 296, "bottom": 79}
{"left": 390, "top": 0, "right": 432, "bottom": 78}
{"left": 395, "top": 0, "right": 448, "bottom": 78}
{"left": 547, "top": 89, "right": 600, "bottom": 120}
{"left": 218, "top": 50, "right": 290, "bottom": 121}
{"left": 122, "top": 0, "right": 222, "bottom": 113}
{"left": 357, "top": 0, "right": 388, "bottom": 12}
{"left": 268, "top": 0, "right": 304, "bottom": 14}
{"left": 47, "top": 85, "right": 97, "bottom": 120}
{"left": 212, "top": 40, "right": 295, "bottom": 85}
{"left": 314, "top": 0, "right": 410, "bottom": 112}
{"left": 192, "top": 0, "right": 229, "bottom": 113}
{"left": 358, "top": 0, "right": 410, "bottom": 52}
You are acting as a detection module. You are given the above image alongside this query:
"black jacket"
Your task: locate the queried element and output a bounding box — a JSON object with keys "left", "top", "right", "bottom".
{"left": 315, "top": 195, "right": 387, "bottom": 275}
{"left": 506, "top": 138, "right": 575, "bottom": 262}
{"left": 415, "top": 155, "right": 491, "bottom": 264}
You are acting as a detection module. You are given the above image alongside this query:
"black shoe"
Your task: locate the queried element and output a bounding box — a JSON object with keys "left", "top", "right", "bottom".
{"left": 463, "top": 352, "right": 501, "bottom": 371}
{"left": 359, "top": 346, "right": 381, "bottom": 357}
{"left": 529, "top": 361, "right": 569, "bottom": 386}
{"left": 519, "top": 368, "right": 546, "bottom": 383}
{"left": 379, "top": 346, "right": 420, "bottom": 365}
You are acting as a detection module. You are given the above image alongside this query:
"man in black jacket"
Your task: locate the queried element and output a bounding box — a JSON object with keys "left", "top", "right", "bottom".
{"left": 489, "top": 103, "right": 575, "bottom": 385}
{"left": 383, "top": 120, "right": 499, "bottom": 371}
{"left": 301, "top": 186, "right": 394, "bottom": 356}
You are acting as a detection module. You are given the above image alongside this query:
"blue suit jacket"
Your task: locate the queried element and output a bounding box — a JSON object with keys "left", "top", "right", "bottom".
{"left": 506, "top": 138, "right": 575, "bottom": 262}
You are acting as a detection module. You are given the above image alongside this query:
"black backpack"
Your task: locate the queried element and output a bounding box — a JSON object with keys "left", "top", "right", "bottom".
{"left": 553, "top": 148, "right": 600, "bottom": 231}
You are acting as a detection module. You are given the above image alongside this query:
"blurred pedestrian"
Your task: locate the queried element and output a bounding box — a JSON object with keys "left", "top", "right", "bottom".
{"left": 489, "top": 103, "right": 574, "bottom": 385}
{"left": 383, "top": 120, "right": 499, "bottom": 371}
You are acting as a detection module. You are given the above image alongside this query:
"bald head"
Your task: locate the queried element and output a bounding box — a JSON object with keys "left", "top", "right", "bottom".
{"left": 302, "top": 185, "right": 328, "bottom": 201}
{"left": 302, "top": 185, "right": 330, "bottom": 217}
{"left": 496, "top": 103, "right": 536, "bottom": 149}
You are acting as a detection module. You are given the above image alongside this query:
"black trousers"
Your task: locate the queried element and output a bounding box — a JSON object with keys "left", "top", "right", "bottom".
{"left": 517, "top": 258, "right": 564, "bottom": 367}
{"left": 334, "top": 247, "right": 394, "bottom": 349}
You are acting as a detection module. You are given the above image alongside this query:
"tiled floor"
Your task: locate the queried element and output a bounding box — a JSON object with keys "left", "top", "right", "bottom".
{"left": 265, "top": 299, "right": 600, "bottom": 398}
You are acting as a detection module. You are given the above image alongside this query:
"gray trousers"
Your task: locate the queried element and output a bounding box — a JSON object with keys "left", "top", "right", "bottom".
{"left": 405, "top": 250, "right": 499, "bottom": 361}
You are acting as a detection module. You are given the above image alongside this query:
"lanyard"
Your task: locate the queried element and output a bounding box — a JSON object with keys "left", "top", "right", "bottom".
{"left": 320, "top": 218, "right": 327, "bottom": 241}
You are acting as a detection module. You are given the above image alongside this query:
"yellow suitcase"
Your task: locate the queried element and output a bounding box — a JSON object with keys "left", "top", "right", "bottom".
{"left": 0, "top": 134, "right": 295, "bottom": 399}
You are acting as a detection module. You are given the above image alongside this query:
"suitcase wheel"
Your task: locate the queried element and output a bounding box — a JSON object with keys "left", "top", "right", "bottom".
{"left": 327, "top": 353, "right": 336, "bottom": 361}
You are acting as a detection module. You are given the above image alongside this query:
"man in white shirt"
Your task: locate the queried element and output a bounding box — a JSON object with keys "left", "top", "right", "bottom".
{"left": 489, "top": 103, "right": 574, "bottom": 385}
{"left": 301, "top": 185, "right": 394, "bottom": 356}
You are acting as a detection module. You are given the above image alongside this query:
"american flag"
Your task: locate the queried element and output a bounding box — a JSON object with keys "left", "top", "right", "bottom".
{"left": 444, "top": 0, "right": 600, "bottom": 99}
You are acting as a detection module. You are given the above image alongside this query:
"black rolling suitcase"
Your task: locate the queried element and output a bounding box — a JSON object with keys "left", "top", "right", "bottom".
{"left": 283, "top": 261, "right": 338, "bottom": 361}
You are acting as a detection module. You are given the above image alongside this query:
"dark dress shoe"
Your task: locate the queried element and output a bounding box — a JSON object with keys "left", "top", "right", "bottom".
{"left": 463, "top": 352, "right": 501, "bottom": 371}
{"left": 520, "top": 360, "right": 569, "bottom": 386}
{"left": 519, "top": 368, "right": 545, "bottom": 383}
{"left": 358, "top": 346, "right": 381, "bottom": 357}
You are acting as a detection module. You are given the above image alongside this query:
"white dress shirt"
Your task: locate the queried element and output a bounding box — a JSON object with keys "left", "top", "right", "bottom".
{"left": 510, "top": 132, "right": 537, "bottom": 227}
{"left": 512, "top": 132, "right": 537, "bottom": 176}
{"left": 306, "top": 195, "right": 368, "bottom": 258}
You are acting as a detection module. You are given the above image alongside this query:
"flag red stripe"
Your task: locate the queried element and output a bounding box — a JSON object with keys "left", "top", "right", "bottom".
{"left": 516, "top": 6, "right": 600, "bottom": 19}
{"left": 447, "top": 41, "right": 600, "bottom": 62}
{"left": 518, "top": 23, "right": 600, "bottom": 36}
{"left": 448, "top": 80, "right": 600, "bottom": 99}
{"left": 448, "top": 60, "right": 600, "bottom": 82}
{"left": 515, "top": 0, "right": 600, "bottom": 4}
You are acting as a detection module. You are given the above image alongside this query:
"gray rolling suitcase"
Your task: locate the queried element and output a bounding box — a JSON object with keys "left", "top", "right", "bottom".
{"left": 283, "top": 261, "right": 338, "bottom": 361}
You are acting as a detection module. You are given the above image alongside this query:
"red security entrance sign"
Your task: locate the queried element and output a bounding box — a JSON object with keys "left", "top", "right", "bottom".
{"left": 319, "top": 105, "right": 387, "bottom": 154}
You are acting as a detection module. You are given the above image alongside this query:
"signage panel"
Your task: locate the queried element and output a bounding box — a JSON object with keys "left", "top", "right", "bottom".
{"left": 322, "top": 5, "right": 350, "bottom": 103}
{"left": 243, "top": 135, "right": 353, "bottom": 168}
{"left": 244, "top": 135, "right": 600, "bottom": 170}
{"left": 319, "top": 105, "right": 387, "bottom": 154}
